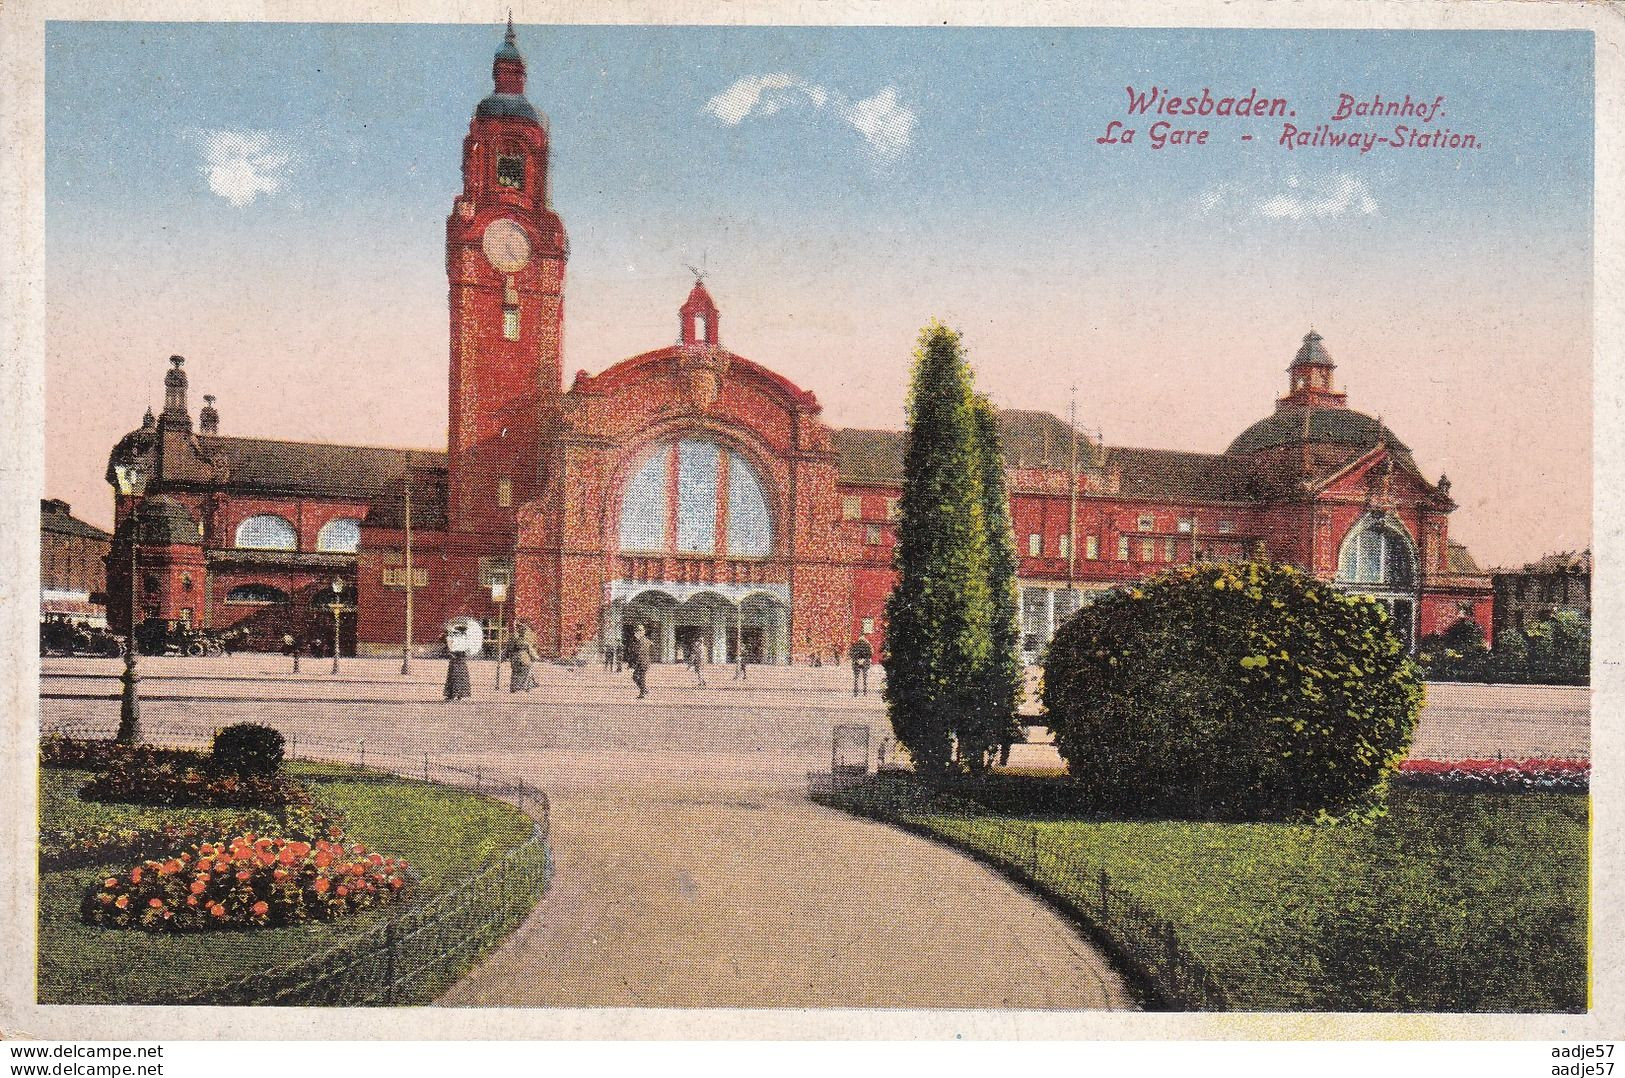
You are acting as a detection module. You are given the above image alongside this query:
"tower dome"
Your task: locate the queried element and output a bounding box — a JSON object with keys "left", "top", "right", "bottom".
{"left": 475, "top": 17, "right": 543, "bottom": 124}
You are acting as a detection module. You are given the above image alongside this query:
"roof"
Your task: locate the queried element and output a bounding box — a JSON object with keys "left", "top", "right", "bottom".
{"left": 1111, "top": 447, "right": 1257, "bottom": 502}
{"left": 1504, "top": 549, "right": 1592, "bottom": 576}
{"left": 196, "top": 435, "right": 446, "bottom": 502}
{"left": 1226, "top": 404, "right": 1411, "bottom": 458}
{"left": 126, "top": 495, "right": 201, "bottom": 546}
{"left": 833, "top": 412, "right": 1252, "bottom": 502}
{"left": 1446, "top": 541, "right": 1482, "bottom": 575}
{"left": 831, "top": 428, "right": 906, "bottom": 485}
{"left": 41, "top": 500, "right": 111, "bottom": 542}
{"left": 476, "top": 93, "right": 541, "bottom": 123}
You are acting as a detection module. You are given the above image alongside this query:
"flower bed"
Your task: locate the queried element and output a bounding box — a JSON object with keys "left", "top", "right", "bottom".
{"left": 80, "top": 758, "right": 313, "bottom": 807}
{"left": 1397, "top": 758, "right": 1589, "bottom": 793}
{"left": 40, "top": 735, "right": 205, "bottom": 772}
{"left": 82, "top": 831, "right": 411, "bottom": 932}
{"left": 41, "top": 805, "right": 341, "bottom": 871}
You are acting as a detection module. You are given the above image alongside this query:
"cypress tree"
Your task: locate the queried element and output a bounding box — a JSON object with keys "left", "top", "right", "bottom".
{"left": 884, "top": 322, "right": 993, "bottom": 774}
{"left": 965, "top": 394, "right": 1025, "bottom": 771}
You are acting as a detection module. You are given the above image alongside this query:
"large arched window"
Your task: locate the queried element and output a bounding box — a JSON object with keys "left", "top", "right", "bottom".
{"left": 234, "top": 514, "right": 297, "bottom": 551}
{"left": 316, "top": 518, "right": 362, "bottom": 553}
{"left": 619, "top": 439, "right": 773, "bottom": 557}
{"left": 1337, "top": 516, "right": 1416, "bottom": 588}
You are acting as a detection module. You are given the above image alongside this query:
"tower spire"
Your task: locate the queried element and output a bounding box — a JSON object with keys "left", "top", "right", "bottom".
{"left": 506, "top": 10, "right": 515, "bottom": 45}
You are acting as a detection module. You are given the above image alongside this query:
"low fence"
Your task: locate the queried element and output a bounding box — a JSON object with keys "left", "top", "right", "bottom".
{"left": 39, "top": 717, "right": 551, "bottom": 1007}
{"left": 810, "top": 774, "right": 1227, "bottom": 1011}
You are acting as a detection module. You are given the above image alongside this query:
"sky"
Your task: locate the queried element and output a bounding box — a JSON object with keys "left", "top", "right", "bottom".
{"left": 42, "top": 22, "right": 1593, "bottom": 568}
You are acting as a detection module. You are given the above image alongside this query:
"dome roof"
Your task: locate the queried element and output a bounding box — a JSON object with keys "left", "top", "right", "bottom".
{"left": 475, "top": 92, "right": 541, "bottom": 123}
{"left": 1226, "top": 404, "right": 1409, "bottom": 456}
{"left": 126, "top": 495, "right": 201, "bottom": 546}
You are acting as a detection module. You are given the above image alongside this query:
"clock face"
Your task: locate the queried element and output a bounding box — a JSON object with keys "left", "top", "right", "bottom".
{"left": 482, "top": 218, "right": 531, "bottom": 273}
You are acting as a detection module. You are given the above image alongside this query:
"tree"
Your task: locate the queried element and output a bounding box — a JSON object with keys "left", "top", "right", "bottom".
{"left": 1416, "top": 617, "right": 1489, "bottom": 682}
{"left": 964, "top": 394, "right": 1025, "bottom": 771}
{"left": 1043, "top": 562, "right": 1423, "bottom": 821}
{"left": 884, "top": 323, "right": 994, "bottom": 774}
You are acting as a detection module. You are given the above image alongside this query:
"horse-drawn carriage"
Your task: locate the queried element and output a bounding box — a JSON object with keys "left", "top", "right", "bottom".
{"left": 38, "top": 618, "right": 122, "bottom": 657}
{"left": 132, "top": 618, "right": 248, "bottom": 657}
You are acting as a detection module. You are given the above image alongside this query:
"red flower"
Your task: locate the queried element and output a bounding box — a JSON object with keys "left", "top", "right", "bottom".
{"left": 250, "top": 900, "right": 269, "bottom": 916}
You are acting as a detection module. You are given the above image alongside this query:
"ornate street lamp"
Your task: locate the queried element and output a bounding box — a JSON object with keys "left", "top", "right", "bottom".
{"left": 112, "top": 462, "right": 149, "bottom": 744}
{"left": 490, "top": 576, "right": 509, "bottom": 690}
{"left": 328, "top": 577, "right": 345, "bottom": 675}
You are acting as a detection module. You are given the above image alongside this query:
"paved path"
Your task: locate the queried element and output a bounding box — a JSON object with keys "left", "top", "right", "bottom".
{"left": 39, "top": 656, "right": 1135, "bottom": 1010}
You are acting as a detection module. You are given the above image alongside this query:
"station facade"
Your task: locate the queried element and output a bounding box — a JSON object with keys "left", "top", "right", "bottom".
{"left": 105, "top": 25, "right": 1493, "bottom": 661}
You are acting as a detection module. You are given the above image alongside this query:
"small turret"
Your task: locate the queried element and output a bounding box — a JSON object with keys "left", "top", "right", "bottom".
{"left": 679, "top": 280, "right": 720, "bottom": 346}
{"left": 1278, "top": 329, "right": 1348, "bottom": 410}
{"left": 200, "top": 394, "right": 220, "bottom": 435}
{"left": 160, "top": 355, "right": 192, "bottom": 432}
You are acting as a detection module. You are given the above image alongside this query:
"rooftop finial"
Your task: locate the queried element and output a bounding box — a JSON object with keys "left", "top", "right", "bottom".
{"left": 506, "top": 9, "right": 515, "bottom": 44}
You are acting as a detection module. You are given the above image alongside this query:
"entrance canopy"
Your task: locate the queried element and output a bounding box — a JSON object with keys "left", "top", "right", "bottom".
{"left": 606, "top": 581, "right": 789, "bottom": 664}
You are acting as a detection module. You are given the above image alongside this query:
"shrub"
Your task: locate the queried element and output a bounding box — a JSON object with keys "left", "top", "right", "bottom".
{"left": 1416, "top": 619, "right": 1490, "bottom": 682}
{"left": 80, "top": 758, "right": 312, "bottom": 808}
{"left": 1043, "top": 561, "right": 1423, "bottom": 822}
{"left": 211, "top": 723, "right": 286, "bottom": 777}
{"left": 81, "top": 831, "right": 410, "bottom": 932}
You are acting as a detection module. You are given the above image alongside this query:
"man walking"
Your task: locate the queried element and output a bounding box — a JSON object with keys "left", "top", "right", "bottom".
{"left": 629, "top": 623, "right": 653, "bottom": 699}
{"left": 851, "top": 633, "right": 873, "bottom": 696}
{"left": 687, "top": 639, "right": 706, "bottom": 687}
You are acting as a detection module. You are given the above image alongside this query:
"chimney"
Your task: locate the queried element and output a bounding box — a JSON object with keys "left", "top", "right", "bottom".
{"left": 200, "top": 394, "right": 220, "bottom": 435}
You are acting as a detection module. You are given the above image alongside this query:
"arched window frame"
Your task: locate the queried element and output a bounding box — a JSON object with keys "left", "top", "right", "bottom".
{"left": 234, "top": 514, "right": 297, "bottom": 551}
{"left": 617, "top": 437, "right": 774, "bottom": 558}
{"left": 225, "top": 583, "right": 290, "bottom": 605}
{"left": 1336, "top": 513, "right": 1418, "bottom": 590}
{"left": 316, "top": 518, "right": 363, "bottom": 554}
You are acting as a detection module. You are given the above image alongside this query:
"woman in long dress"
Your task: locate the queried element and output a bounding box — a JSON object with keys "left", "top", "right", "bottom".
{"left": 509, "top": 625, "right": 539, "bottom": 693}
{"left": 443, "top": 630, "right": 473, "bottom": 701}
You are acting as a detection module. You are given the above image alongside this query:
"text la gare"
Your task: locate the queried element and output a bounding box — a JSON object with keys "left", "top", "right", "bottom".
{"left": 1097, "top": 120, "right": 1208, "bottom": 149}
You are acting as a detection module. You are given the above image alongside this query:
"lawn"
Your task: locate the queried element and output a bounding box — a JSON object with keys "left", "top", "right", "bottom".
{"left": 818, "top": 776, "right": 1588, "bottom": 1012}
{"left": 38, "top": 761, "right": 540, "bottom": 1005}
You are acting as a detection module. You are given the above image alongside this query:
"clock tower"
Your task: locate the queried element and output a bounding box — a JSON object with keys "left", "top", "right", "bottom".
{"left": 446, "top": 18, "right": 568, "bottom": 541}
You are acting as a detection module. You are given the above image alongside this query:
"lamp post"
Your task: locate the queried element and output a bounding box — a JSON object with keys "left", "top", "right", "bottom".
{"left": 490, "top": 577, "right": 508, "bottom": 690}
{"left": 114, "top": 463, "right": 149, "bottom": 745}
{"left": 401, "top": 451, "right": 414, "bottom": 676}
{"left": 328, "top": 577, "right": 344, "bottom": 675}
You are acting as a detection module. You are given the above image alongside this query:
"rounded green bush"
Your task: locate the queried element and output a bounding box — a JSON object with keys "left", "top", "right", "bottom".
{"left": 210, "top": 722, "right": 286, "bottom": 777}
{"left": 1042, "top": 561, "right": 1423, "bottom": 821}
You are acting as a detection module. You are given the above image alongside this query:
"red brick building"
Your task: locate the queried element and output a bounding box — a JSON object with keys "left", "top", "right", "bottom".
{"left": 104, "top": 25, "right": 1492, "bottom": 661}
{"left": 40, "top": 499, "right": 112, "bottom": 626}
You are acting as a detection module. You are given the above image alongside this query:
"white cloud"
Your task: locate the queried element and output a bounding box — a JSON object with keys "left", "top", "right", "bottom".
{"left": 705, "top": 74, "right": 917, "bottom": 162}
{"left": 193, "top": 128, "right": 297, "bottom": 208}
{"left": 1202, "top": 172, "right": 1378, "bottom": 220}
{"left": 833, "top": 87, "right": 917, "bottom": 162}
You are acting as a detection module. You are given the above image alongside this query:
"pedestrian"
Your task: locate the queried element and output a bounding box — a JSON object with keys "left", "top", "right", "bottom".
{"left": 443, "top": 629, "right": 473, "bottom": 701}
{"left": 851, "top": 633, "right": 873, "bottom": 696}
{"left": 732, "top": 641, "right": 747, "bottom": 680}
{"left": 509, "top": 624, "right": 539, "bottom": 693}
{"left": 602, "top": 642, "right": 614, "bottom": 671}
{"left": 688, "top": 639, "right": 706, "bottom": 687}
{"left": 629, "top": 623, "right": 653, "bottom": 699}
{"left": 282, "top": 632, "right": 300, "bottom": 674}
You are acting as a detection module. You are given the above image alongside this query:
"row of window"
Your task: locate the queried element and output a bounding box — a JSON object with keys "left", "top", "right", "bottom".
{"left": 234, "top": 516, "right": 361, "bottom": 554}
{"left": 842, "top": 495, "right": 900, "bottom": 522}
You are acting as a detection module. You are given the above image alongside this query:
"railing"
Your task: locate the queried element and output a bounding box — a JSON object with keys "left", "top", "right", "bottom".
{"left": 39, "top": 718, "right": 551, "bottom": 1007}
{"left": 809, "top": 774, "right": 1228, "bottom": 1011}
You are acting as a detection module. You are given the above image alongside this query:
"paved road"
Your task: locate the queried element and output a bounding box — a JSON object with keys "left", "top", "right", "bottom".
{"left": 38, "top": 655, "right": 1134, "bottom": 1010}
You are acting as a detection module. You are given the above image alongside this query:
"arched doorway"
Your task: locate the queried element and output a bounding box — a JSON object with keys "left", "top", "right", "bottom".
{"left": 1336, "top": 512, "right": 1419, "bottom": 650}
{"left": 606, "top": 584, "right": 790, "bottom": 665}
